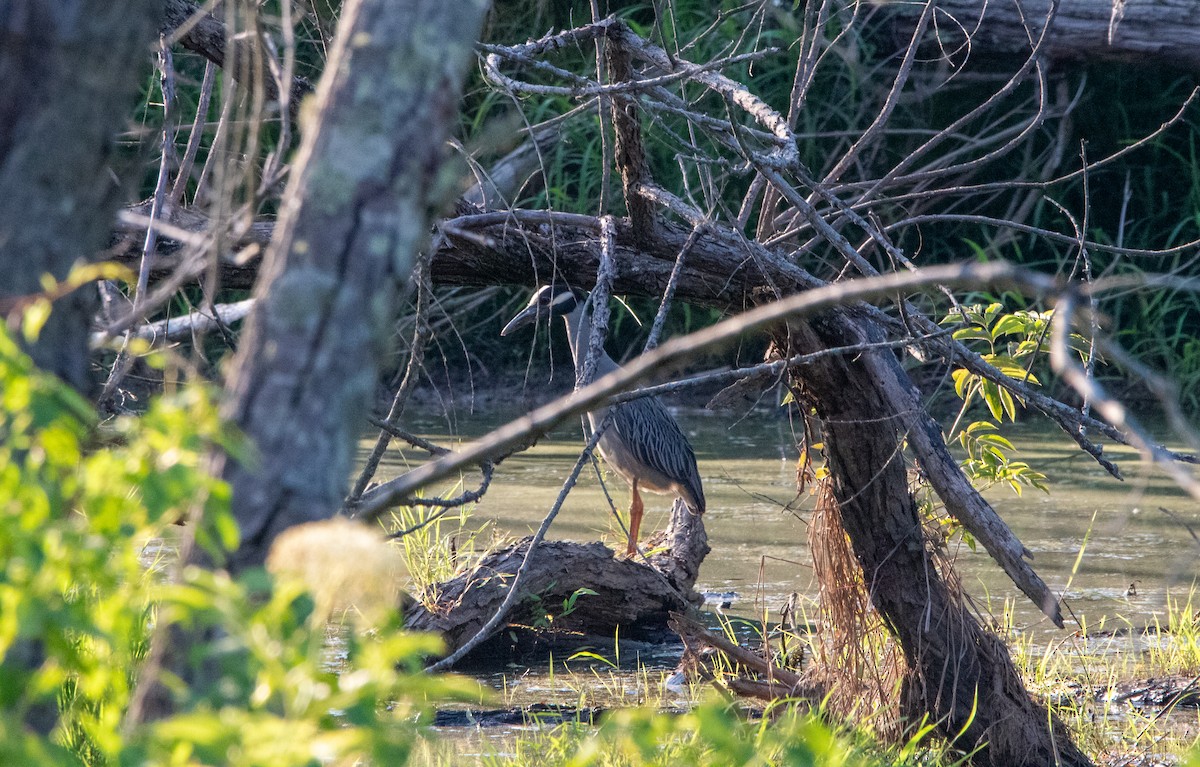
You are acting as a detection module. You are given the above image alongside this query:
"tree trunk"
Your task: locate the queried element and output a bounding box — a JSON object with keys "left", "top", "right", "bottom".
{"left": 415, "top": 210, "right": 1091, "bottom": 762}
{"left": 127, "top": 0, "right": 488, "bottom": 725}
{"left": 880, "top": 0, "right": 1200, "bottom": 70}
{"left": 0, "top": 0, "right": 160, "bottom": 737}
{"left": 776, "top": 313, "right": 1092, "bottom": 767}
{"left": 0, "top": 0, "right": 160, "bottom": 392}
{"left": 217, "top": 0, "right": 488, "bottom": 573}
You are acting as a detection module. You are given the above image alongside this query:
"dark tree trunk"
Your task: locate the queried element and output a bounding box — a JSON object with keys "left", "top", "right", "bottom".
{"left": 0, "top": 0, "right": 160, "bottom": 391}
{"left": 0, "top": 0, "right": 160, "bottom": 737}
{"left": 775, "top": 313, "right": 1091, "bottom": 767}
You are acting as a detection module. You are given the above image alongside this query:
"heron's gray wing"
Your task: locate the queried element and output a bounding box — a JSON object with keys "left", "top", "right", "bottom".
{"left": 610, "top": 396, "right": 705, "bottom": 512}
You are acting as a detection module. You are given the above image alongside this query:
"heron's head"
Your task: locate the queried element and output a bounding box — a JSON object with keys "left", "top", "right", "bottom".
{"left": 500, "top": 283, "right": 585, "bottom": 336}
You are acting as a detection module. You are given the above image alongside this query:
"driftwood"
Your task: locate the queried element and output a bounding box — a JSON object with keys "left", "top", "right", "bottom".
{"left": 668, "top": 612, "right": 826, "bottom": 705}
{"left": 405, "top": 497, "right": 709, "bottom": 656}
{"left": 881, "top": 0, "right": 1200, "bottom": 71}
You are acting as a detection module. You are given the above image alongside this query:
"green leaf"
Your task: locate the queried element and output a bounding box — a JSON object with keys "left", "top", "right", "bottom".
{"left": 982, "top": 383, "right": 1004, "bottom": 420}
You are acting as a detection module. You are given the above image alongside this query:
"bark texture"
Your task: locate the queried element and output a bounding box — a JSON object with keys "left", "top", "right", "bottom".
{"left": 883, "top": 0, "right": 1200, "bottom": 70}
{"left": 406, "top": 497, "right": 709, "bottom": 654}
{"left": 776, "top": 313, "right": 1090, "bottom": 767}
{"left": 218, "top": 0, "right": 487, "bottom": 573}
{"left": 420, "top": 216, "right": 1091, "bottom": 764}
{"left": 0, "top": 0, "right": 160, "bottom": 391}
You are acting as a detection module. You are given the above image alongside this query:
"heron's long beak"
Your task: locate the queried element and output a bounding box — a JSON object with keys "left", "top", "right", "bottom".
{"left": 500, "top": 302, "right": 541, "bottom": 336}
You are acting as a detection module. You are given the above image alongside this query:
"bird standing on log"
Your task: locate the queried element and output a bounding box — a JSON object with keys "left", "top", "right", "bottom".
{"left": 501, "top": 283, "right": 705, "bottom": 557}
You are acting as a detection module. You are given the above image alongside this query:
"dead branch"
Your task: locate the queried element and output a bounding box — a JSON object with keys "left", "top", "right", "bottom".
{"left": 90, "top": 299, "right": 253, "bottom": 349}
{"left": 882, "top": 0, "right": 1200, "bottom": 70}
{"left": 161, "top": 0, "right": 312, "bottom": 109}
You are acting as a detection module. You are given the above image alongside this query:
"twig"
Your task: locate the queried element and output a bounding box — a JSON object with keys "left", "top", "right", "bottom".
{"left": 644, "top": 223, "right": 703, "bottom": 351}
{"left": 345, "top": 252, "right": 435, "bottom": 507}
{"left": 99, "top": 38, "right": 177, "bottom": 408}
{"left": 170, "top": 59, "right": 215, "bottom": 205}
{"left": 425, "top": 411, "right": 614, "bottom": 672}
{"left": 1051, "top": 292, "right": 1200, "bottom": 501}
{"left": 354, "top": 262, "right": 1059, "bottom": 523}
{"left": 362, "top": 417, "right": 494, "bottom": 516}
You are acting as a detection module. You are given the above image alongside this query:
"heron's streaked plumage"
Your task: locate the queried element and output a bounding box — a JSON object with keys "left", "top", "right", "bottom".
{"left": 502, "top": 283, "right": 706, "bottom": 555}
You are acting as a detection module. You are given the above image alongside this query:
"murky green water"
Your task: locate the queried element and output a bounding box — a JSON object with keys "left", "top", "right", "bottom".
{"left": 369, "top": 405, "right": 1200, "bottom": 757}
{"left": 372, "top": 407, "right": 1200, "bottom": 638}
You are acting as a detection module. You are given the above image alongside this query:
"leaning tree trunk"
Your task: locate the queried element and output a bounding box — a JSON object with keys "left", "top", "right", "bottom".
{"left": 217, "top": 0, "right": 488, "bottom": 574}
{"left": 415, "top": 196, "right": 1098, "bottom": 761}
{"left": 127, "top": 0, "right": 489, "bottom": 724}
{"left": 0, "top": 0, "right": 161, "bottom": 392}
{"left": 776, "top": 313, "right": 1091, "bottom": 767}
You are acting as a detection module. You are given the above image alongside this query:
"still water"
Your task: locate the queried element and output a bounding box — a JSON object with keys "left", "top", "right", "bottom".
{"left": 369, "top": 405, "right": 1200, "bottom": 759}
{"left": 371, "top": 406, "right": 1200, "bottom": 641}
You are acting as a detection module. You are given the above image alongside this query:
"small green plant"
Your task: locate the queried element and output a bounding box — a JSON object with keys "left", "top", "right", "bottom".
{"left": 526, "top": 587, "right": 599, "bottom": 631}
{"left": 127, "top": 567, "right": 478, "bottom": 767}
{"left": 942, "top": 302, "right": 1054, "bottom": 423}
{"left": 955, "top": 421, "right": 1047, "bottom": 495}
{"left": 392, "top": 500, "right": 493, "bottom": 607}
{"left": 939, "top": 302, "right": 1077, "bottom": 494}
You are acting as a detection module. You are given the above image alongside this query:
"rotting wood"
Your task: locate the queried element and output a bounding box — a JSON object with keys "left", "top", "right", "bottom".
{"left": 405, "top": 498, "right": 709, "bottom": 655}
{"left": 882, "top": 0, "right": 1200, "bottom": 71}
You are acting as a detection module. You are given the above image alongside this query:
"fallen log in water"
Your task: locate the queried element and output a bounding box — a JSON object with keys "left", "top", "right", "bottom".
{"left": 405, "top": 497, "right": 709, "bottom": 660}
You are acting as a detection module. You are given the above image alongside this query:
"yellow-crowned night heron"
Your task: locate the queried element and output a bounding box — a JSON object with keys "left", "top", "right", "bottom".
{"left": 501, "top": 283, "right": 705, "bottom": 556}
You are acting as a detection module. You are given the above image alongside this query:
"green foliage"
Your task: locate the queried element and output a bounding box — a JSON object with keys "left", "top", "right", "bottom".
{"left": 942, "top": 302, "right": 1053, "bottom": 422}
{"left": 954, "top": 421, "right": 1047, "bottom": 495}
{"left": 939, "top": 303, "right": 1064, "bottom": 494}
{"left": 0, "top": 322, "right": 231, "bottom": 764}
{"left": 491, "top": 698, "right": 891, "bottom": 767}
{"left": 0, "top": 324, "right": 475, "bottom": 765}
{"left": 392, "top": 501, "right": 491, "bottom": 607}
{"left": 527, "top": 587, "right": 598, "bottom": 631}
{"left": 126, "top": 572, "right": 476, "bottom": 767}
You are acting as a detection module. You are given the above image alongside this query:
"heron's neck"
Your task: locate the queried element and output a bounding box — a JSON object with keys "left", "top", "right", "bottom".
{"left": 561, "top": 302, "right": 620, "bottom": 377}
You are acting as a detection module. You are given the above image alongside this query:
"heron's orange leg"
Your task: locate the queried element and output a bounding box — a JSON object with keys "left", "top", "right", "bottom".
{"left": 626, "top": 479, "right": 644, "bottom": 557}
